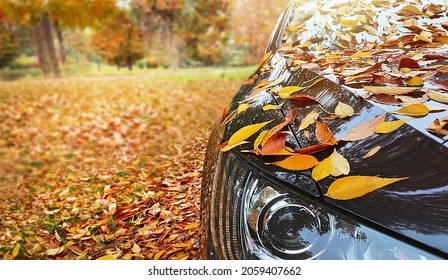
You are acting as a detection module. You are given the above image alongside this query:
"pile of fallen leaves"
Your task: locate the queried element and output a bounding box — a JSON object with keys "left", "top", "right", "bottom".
{"left": 0, "top": 73, "right": 245, "bottom": 260}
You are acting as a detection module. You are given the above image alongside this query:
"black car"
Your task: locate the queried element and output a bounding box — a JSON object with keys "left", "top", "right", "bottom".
{"left": 200, "top": 0, "right": 448, "bottom": 260}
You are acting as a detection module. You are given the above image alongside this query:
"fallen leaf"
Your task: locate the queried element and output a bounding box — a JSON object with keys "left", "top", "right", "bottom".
{"left": 315, "top": 121, "right": 338, "bottom": 145}
{"left": 370, "top": 94, "right": 401, "bottom": 105}
{"left": 260, "top": 110, "right": 298, "bottom": 146}
{"left": 12, "top": 243, "right": 20, "bottom": 259}
{"left": 351, "top": 51, "right": 372, "bottom": 59}
{"left": 269, "top": 154, "right": 319, "bottom": 171}
{"left": 220, "top": 141, "right": 249, "bottom": 152}
{"left": 289, "top": 94, "right": 319, "bottom": 107}
{"left": 331, "top": 149, "right": 350, "bottom": 177}
{"left": 342, "top": 112, "right": 387, "bottom": 141}
{"left": 96, "top": 255, "right": 117, "bottom": 260}
{"left": 325, "top": 176, "right": 408, "bottom": 200}
{"left": 278, "top": 86, "right": 306, "bottom": 99}
{"left": 226, "top": 121, "right": 272, "bottom": 147}
{"left": 153, "top": 250, "right": 165, "bottom": 260}
{"left": 335, "top": 101, "right": 355, "bottom": 118}
{"left": 311, "top": 155, "right": 333, "bottom": 181}
{"left": 394, "top": 104, "right": 429, "bottom": 117}
{"left": 237, "top": 103, "right": 250, "bottom": 114}
{"left": 405, "top": 76, "right": 424, "bottom": 86}
{"left": 363, "top": 86, "right": 416, "bottom": 95}
{"left": 298, "top": 109, "right": 319, "bottom": 131}
{"left": 262, "top": 104, "right": 282, "bottom": 111}
{"left": 258, "top": 50, "right": 272, "bottom": 68}
{"left": 362, "top": 146, "right": 381, "bottom": 159}
{"left": 399, "top": 57, "right": 420, "bottom": 69}
{"left": 427, "top": 117, "right": 448, "bottom": 136}
{"left": 398, "top": 4, "right": 421, "bottom": 16}
{"left": 258, "top": 132, "right": 288, "bottom": 156}
{"left": 253, "top": 130, "right": 268, "bottom": 150}
{"left": 427, "top": 90, "right": 448, "bottom": 104}
{"left": 375, "top": 118, "right": 410, "bottom": 134}
{"left": 295, "top": 143, "right": 334, "bottom": 154}
{"left": 430, "top": 80, "right": 448, "bottom": 91}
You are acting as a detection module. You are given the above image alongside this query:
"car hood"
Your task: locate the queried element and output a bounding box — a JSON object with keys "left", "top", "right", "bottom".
{"left": 223, "top": 53, "right": 448, "bottom": 255}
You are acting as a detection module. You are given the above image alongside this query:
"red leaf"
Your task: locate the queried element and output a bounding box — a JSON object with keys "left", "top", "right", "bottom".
{"left": 423, "top": 54, "right": 448, "bottom": 60}
{"left": 431, "top": 80, "right": 448, "bottom": 91}
{"left": 289, "top": 94, "right": 319, "bottom": 107}
{"left": 371, "top": 75, "right": 404, "bottom": 86}
{"left": 295, "top": 143, "right": 334, "bottom": 155}
{"left": 258, "top": 132, "right": 288, "bottom": 155}
{"left": 398, "top": 57, "right": 420, "bottom": 69}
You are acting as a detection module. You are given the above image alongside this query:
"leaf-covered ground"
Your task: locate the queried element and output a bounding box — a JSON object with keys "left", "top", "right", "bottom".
{"left": 0, "top": 68, "right": 249, "bottom": 260}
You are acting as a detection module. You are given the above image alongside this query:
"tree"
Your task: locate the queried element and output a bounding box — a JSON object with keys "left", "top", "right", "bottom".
{"left": 181, "top": 0, "right": 231, "bottom": 65}
{"left": 0, "top": 9, "right": 19, "bottom": 68}
{"left": 230, "top": 0, "right": 288, "bottom": 65}
{"left": 91, "top": 12, "right": 144, "bottom": 70}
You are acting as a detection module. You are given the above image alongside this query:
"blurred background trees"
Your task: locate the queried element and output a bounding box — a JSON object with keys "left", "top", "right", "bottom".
{"left": 0, "top": 0, "right": 287, "bottom": 80}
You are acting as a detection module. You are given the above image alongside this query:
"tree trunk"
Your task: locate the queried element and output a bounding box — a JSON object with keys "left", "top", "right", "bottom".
{"left": 30, "top": 25, "right": 51, "bottom": 77}
{"left": 54, "top": 20, "right": 65, "bottom": 65}
{"left": 41, "top": 13, "right": 60, "bottom": 78}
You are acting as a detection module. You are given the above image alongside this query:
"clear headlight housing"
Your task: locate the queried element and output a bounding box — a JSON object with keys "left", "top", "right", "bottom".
{"left": 209, "top": 152, "right": 441, "bottom": 260}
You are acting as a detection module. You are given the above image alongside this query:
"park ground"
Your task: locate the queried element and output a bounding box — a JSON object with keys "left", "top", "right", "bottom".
{"left": 0, "top": 66, "right": 253, "bottom": 260}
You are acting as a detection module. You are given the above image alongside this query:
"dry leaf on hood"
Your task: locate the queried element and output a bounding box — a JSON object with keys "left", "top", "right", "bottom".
{"left": 362, "top": 146, "right": 381, "bottom": 159}
{"left": 268, "top": 154, "right": 319, "bottom": 171}
{"left": 298, "top": 109, "right": 319, "bottom": 131}
{"left": 394, "top": 103, "right": 429, "bottom": 117}
{"left": 325, "top": 176, "right": 408, "bottom": 200}
{"left": 375, "top": 118, "right": 410, "bottom": 134}
{"left": 315, "top": 121, "right": 338, "bottom": 145}
{"left": 335, "top": 101, "right": 355, "bottom": 118}
{"left": 427, "top": 117, "right": 448, "bottom": 136}
{"left": 342, "top": 112, "right": 387, "bottom": 141}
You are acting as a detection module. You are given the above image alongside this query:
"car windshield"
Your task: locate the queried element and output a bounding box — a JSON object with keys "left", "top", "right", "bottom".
{"left": 283, "top": 0, "right": 448, "bottom": 51}
{"left": 277, "top": 0, "right": 448, "bottom": 145}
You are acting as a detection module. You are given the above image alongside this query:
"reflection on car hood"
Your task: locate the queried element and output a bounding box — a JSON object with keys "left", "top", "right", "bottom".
{"left": 223, "top": 54, "right": 448, "bottom": 255}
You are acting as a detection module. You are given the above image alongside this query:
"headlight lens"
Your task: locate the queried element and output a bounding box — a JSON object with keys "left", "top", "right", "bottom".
{"left": 209, "top": 152, "right": 442, "bottom": 260}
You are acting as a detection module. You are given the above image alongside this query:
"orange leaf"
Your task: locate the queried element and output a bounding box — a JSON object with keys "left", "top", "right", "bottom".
{"left": 260, "top": 110, "right": 297, "bottom": 146}
{"left": 315, "top": 121, "right": 337, "bottom": 145}
{"left": 342, "top": 112, "right": 387, "bottom": 141}
{"left": 428, "top": 117, "right": 448, "bottom": 136}
{"left": 295, "top": 143, "right": 334, "bottom": 155}
{"left": 269, "top": 155, "right": 319, "bottom": 171}
{"left": 325, "top": 176, "right": 408, "bottom": 200}
{"left": 362, "top": 146, "right": 381, "bottom": 159}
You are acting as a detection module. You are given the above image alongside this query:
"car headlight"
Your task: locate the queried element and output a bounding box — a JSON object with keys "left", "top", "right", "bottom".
{"left": 209, "top": 151, "right": 441, "bottom": 260}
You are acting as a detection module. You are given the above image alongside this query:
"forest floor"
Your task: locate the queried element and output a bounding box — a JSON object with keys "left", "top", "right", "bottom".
{"left": 0, "top": 67, "right": 251, "bottom": 260}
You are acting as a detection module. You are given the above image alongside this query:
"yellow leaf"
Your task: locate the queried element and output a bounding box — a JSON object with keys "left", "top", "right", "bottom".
{"left": 46, "top": 246, "right": 65, "bottom": 256}
{"left": 363, "top": 86, "right": 416, "bottom": 95}
{"left": 335, "top": 101, "right": 354, "bottom": 118}
{"left": 331, "top": 149, "right": 350, "bottom": 177}
{"left": 258, "top": 50, "right": 272, "bottom": 68}
{"left": 221, "top": 141, "right": 249, "bottom": 152}
{"left": 278, "top": 86, "right": 306, "bottom": 99}
{"left": 269, "top": 155, "right": 319, "bottom": 171}
{"left": 312, "top": 155, "right": 333, "bottom": 181}
{"left": 96, "top": 255, "right": 117, "bottom": 260}
{"left": 405, "top": 76, "right": 424, "bottom": 86}
{"left": 154, "top": 250, "right": 165, "bottom": 260}
{"left": 227, "top": 121, "right": 272, "bottom": 146}
{"left": 253, "top": 130, "right": 268, "bottom": 150}
{"left": 351, "top": 51, "right": 372, "bottom": 59}
{"left": 237, "top": 103, "right": 250, "bottom": 114}
{"left": 415, "top": 31, "right": 432, "bottom": 43}
{"left": 362, "top": 146, "right": 381, "bottom": 159}
{"left": 340, "top": 19, "right": 358, "bottom": 28}
{"left": 132, "top": 243, "right": 141, "bottom": 254}
{"left": 262, "top": 104, "right": 282, "bottom": 111}
{"left": 427, "top": 90, "right": 448, "bottom": 104}
{"left": 325, "top": 176, "right": 408, "bottom": 200}
{"left": 394, "top": 104, "right": 429, "bottom": 117}
{"left": 298, "top": 109, "right": 319, "bottom": 131}
{"left": 375, "top": 118, "right": 410, "bottom": 134}
{"left": 12, "top": 243, "right": 20, "bottom": 259}
{"left": 398, "top": 4, "right": 421, "bottom": 16}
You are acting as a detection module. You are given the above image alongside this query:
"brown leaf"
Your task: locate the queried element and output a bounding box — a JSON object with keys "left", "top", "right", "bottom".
{"left": 315, "top": 121, "right": 338, "bottom": 145}
{"left": 289, "top": 94, "right": 319, "bottom": 107}
{"left": 295, "top": 143, "right": 334, "bottom": 155}
{"left": 370, "top": 94, "right": 401, "bottom": 105}
{"left": 398, "top": 57, "right": 420, "bottom": 69}
{"left": 430, "top": 80, "right": 448, "bottom": 91}
{"left": 427, "top": 117, "right": 448, "bottom": 136}
{"left": 342, "top": 112, "right": 387, "bottom": 141}
{"left": 260, "top": 110, "right": 297, "bottom": 146}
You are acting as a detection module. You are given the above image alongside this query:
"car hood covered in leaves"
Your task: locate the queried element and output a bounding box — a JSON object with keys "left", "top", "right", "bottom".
{"left": 219, "top": 0, "right": 448, "bottom": 255}
{"left": 222, "top": 54, "right": 448, "bottom": 256}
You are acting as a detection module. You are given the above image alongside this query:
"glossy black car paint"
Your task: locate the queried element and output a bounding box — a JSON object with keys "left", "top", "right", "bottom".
{"left": 200, "top": 3, "right": 448, "bottom": 259}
